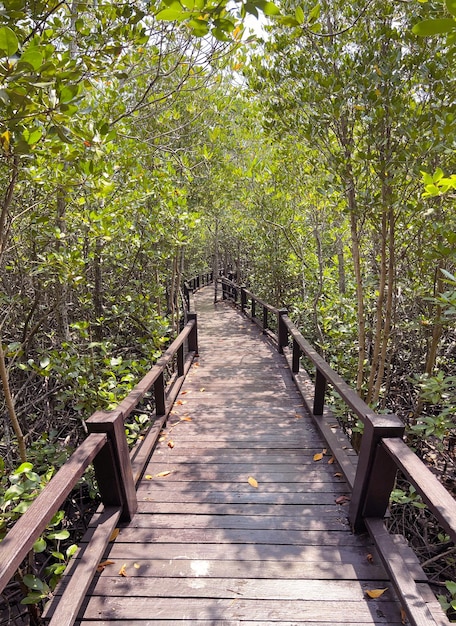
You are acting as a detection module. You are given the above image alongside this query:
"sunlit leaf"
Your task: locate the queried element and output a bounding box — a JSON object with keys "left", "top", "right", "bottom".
{"left": 313, "top": 452, "right": 323, "bottom": 461}
{"left": 412, "top": 18, "right": 456, "bottom": 36}
{"left": 109, "top": 528, "right": 120, "bottom": 541}
{"left": 366, "top": 588, "right": 388, "bottom": 598}
{"left": 145, "top": 474, "right": 153, "bottom": 480}
{"left": 0, "top": 26, "right": 18, "bottom": 56}
{"left": 156, "top": 470, "right": 172, "bottom": 477}
{"left": 97, "top": 559, "right": 115, "bottom": 572}
{"left": 168, "top": 440, "right": 175, "bottom": 448}
{"left": 248, "top": 476, "right": 258, "bottom": 488}
{"left": 335, "top": 495, "right": 350, "bottom": 504}
{"left": 119, "top": 563, "right": 128, "bottom": 577}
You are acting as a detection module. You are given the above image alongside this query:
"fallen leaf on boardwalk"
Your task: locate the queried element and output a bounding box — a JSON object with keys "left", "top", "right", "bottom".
{"left": 366, "top": 588, "right": 388, "bottom": 599}
{"left": 159, "top": 436, "right": 166, "bottom": 443}
{"left": 155, "top": 470, "right": 172, "bottom": 477}
{"left": 200, "top": 387, "right": 205, "bottom": 392}
{"left": 322, "top": 448, "right": 327, "bottom": 454}
{"left": 168, "top": 440, "right": 175, "bottom": 449}
{"left": 367, "top": 553, "right": 374, "bottom": 564}
{"left": 248, "top": 476, "right": 258, "bottom": 488}
{"left": 181, "top": 390, "right": 191, "bottom": 395}
{"left": 97, "top": 560, "right": 115, "bottom": 572}
{"left": 176, "top": 400, "right": 186, "bottom": 405}
{"left": 144, "top": 475, "right": 153, "bottom": 480}
{"left": 335, "top": 495, "right": 350, "bottom": 505}
{"left": 134, "top": 563, "right": 141, "bottom": 569}
{"left": 180, "top": 416, "right": 192, "bottom": 422}
{"left": 313, "top": 452, "right": 324, "bottom": 462}
{"left": 119, "top": 564, "right": 128, "bottom": 577}
{"left": 170, "top": 410, "right": 179, "bottom": 416}
{"left": 400, "top": 607, "right": 407, "bottom": 624}
{"left": 328, "top": 457, "right": 335, "bottom": 464}
{"left": 334, "top": 472, "right": 343, "bottom": 478}
{"left": 109, "top": 528, "right": 119, "bottom": 542}
{"left": 294, "top": 413, "right": 303, "bottom": 419}
{"left": 194, "top": 362, "right": 199, "bottom": 367}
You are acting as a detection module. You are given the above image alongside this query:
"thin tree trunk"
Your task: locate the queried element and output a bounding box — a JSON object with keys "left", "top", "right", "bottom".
{"left": 0, "top": 335, "right": 27, "bottom": 462}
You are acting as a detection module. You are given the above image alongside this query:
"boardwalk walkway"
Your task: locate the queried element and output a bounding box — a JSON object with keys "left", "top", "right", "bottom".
{"left": 77, "top": 287, "right": 405, "bottom": 624}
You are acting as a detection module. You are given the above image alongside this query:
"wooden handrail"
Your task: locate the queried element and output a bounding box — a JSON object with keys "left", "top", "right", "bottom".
{"left": 0, "top": 433, "right": 107, "bottom": 593}
{"left": 0, "top": 314, "right": 199, "bottom": 622}
{"left": 222, "top": 280, "right": 455, "bottom": 626}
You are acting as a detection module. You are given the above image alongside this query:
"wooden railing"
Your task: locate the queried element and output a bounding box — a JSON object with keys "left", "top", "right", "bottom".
{"left": 219, "top": 277, "right": 456, "bottom": 626}
{"left": 183, "top": 271, "right": 213, "bottom": 310}
{"left": 0, "top": 314, "right": 199, "bottom": 625}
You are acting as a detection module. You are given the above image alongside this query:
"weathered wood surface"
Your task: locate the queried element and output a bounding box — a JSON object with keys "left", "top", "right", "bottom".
{"left": 76, "top": 288, "right": 408, "bottom": 624}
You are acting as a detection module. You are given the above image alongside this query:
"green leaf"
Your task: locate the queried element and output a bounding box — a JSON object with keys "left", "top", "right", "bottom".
{"left": 412, "top": 18, "right": 456, "bottom": 36}
{"left": 46, "top": 529, "right": 70, "bottom": 540}
{"left": 446, "top": 0, "right": 456, "bottom": 17}
{"left": 155, "top": 5, "right": 188, "bottom": 21}
{"left": 0, "top": 26, "right": 19, "bottom": 56}
{"left": 33, "top": 537, "right": 47, "bottom": 553}
{"left": 308, "top": 2, "right": 320, "bottom": 23}
{"left": 23, "top": 127, "right": 43, "bottom": 145}
{"left": 66, "top": 544, "right": 78, "bottom": 558}
{"left": 14, "top": 462, "right": 33, "bottom": 475}
{"left": 433, "top": 167, "right": 444, "bottom": 182}
{"left": 256, "top": 0, "right": 281, "bottom": 16}
{"left": 18, "top": 50, "right": 43, "bottom": 70}
{"left": 446, "top": 580, "right": 456, "bottom": 595}
{"left": 295, "top": 6, "right": 304, "bottom": 24}
{"left": 23, "top": 574, "right": 44, "bottom": 591}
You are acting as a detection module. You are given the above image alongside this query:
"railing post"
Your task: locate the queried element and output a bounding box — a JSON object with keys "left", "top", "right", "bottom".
{"left": 87, "top": 410, "right": 138, "bottom": 522}
{"left": 292, "top": 338, "right": 300, "bottom": 373}
{"left": 262, "top": 305, "right": 268, "bottom": 333}
{"left": 177, "top": 343, "right": 184, "bottom": 377}
{"left": 251, "top": 298, "right": 256, "bottom": 320}
{"left": 187, "top": 312, "right": 198, "bottom": 355}
{"left": 241, "top": 287, "right": 247, "bottom": 313}
{"left": 278, "top": 308, "right": 288, "bottom": 354}
{"left": 313, "top": 368, "right": 327, "bottom": 416}
{"left": 349, "top": 413, "right": 404, "bottom": 533}
{"left": 154, "top": 371, "right": 166, "bottom": 416}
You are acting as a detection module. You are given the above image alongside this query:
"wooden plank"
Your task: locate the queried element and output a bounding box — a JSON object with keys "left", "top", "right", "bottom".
{"left": 43, "top": 507, "right": 121, "bottom": 624}
{"left": 365, "top": 518, "right": 441, "bottom": 626}
{"left": 104, "top": 541, "right": 385, "bottom": 563}
{"left": 80, "top": 596, "right": 403, "bottom": 622}
{"left": 113, "top": 527, "right": 356, "bottom": 545}
{"left": 90, "top": 577, "right": 394, "bottom": 600}
{"left": 91, "top": 559, "right": 388, "bottom": 581}
{"left": 127, "top": 511, "right": 352, "bottom": 529}
{"left": 132, "top": 502, "right": 348, "bottom": 515}
{"left": 135, "top": 490, "right": 351, "bottom": 505}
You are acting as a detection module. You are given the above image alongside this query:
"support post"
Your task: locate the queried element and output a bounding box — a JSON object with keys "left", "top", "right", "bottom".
{"left": 262, "top": 306, "right": 268, "bottom": 333}
{"left": 154, "top": 371, "right": 166, "bottom": 416}
{"left": 177, "top": 343, "right": 184, "bottom": 377}
{"left": 241, "top": 287, "right": 247, "bottom": 313}
{"left": 87, "top": 410, "right": 138, "bottom": 522}
{"left": 251, "top": 298, "right": 256, "bottom": 320}
{"left": 313, "top": 368, "right": 327, "bottom": 416}
{"left": 349, "top": 413, "right": 404, "bottom": 533}
{"left": 278, "top": 308, "right": 288, "bottom": 354}
{"left": 187, "top": 312, "right": 198, "bottom": 355}
{"left": 292, "top": 338, "right": 300, "bottom": 373}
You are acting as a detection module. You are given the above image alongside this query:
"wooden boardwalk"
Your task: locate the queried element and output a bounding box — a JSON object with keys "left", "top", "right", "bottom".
{"left": 77, "top": 287, "right": 406, "bottom": 624}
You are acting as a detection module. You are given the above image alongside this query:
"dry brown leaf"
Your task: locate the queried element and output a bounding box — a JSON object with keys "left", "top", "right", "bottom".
{"left": 335, "top": 495, "right": 350, "bottom": 505}
{"left": 334, "top": 472, "right": 343, "bottom": 478}
{"left": 248, "top": 476, "right": 258, "bottom": 488}
{"left": 176, "top": 400, "right": 186, "bottom": 405}
{"left": 367, "top": 553, "right": 374, "bottom": 564}
{"left": 328, "top": 457, "right": 335, "bottom": 464}
{"left": 144, "top": 474, "right": 153, "bottom": 480}
{"left": 313, "top": 452, "right": 324, "bottom": 462}
{"left": 134, "top": 562, "right": 141, "bottom": 569}
{"left": 180, "top": 416, "right": 192, "bottom": 422}
{"left": 109, "top": 528, "right": 120, "bottom": 542}
{"left": 294, "top": 413, "right": 303, "bottom": 419}
{"left": 194, "top": 362, "right": 200, "bottom": 367}
{"left": 322, "top": 448, "right": 327, "bottom": 454}
{"left": 119, "top": 564, "right": 128, "bottom": 577}
{"left": 155, "top": 470, "right": 172, "bottom": 477}
{"left": 200, "top": 387, "right": 205, "bottom": 392}
{"left": 168, "top": 440, "right": 175, "bottom": 449}
{"left": 400, "top": 607, "right": 407, "bottom": 624}
{"left": 366, "top": 588, "right": 388, "bottom": 599}
{"left": 181, "top": 390, "right": 191, "bottom": 395}
{"left": 159, "top": 436, "right": 166, "bottom": 443}
{"left": 97, "top": 560, "right": 115, "bottom": 572}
